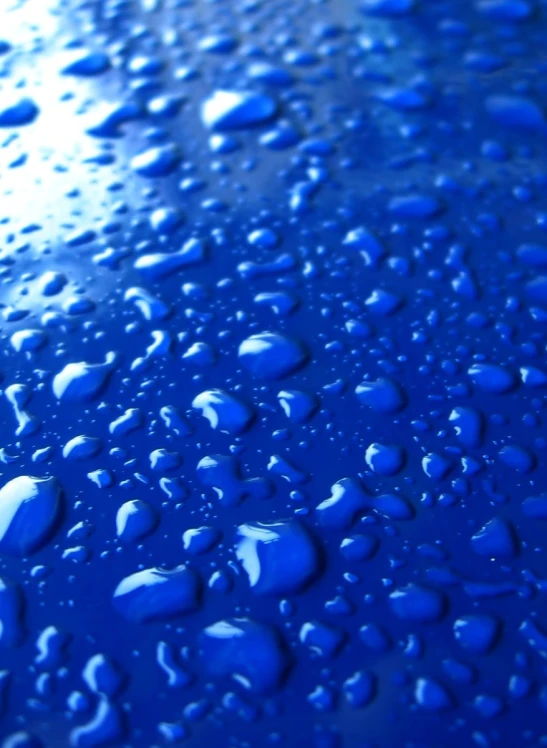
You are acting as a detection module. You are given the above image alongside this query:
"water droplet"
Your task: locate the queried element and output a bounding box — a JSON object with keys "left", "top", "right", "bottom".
{"left": 236, "top": 520, "right": 321, "bottom": 595}
{"left": 0, "top": 476, "right": 62, "bottom": 556}
{"left": 201, "top": 90, "right": 277, "bottom": 131}
{"left": 113, "top": 566, "right": 200, "bottom": 623}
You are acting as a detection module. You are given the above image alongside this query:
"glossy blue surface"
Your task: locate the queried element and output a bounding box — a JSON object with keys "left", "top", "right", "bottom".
{"left": 1, "top": 0, "right": 547, "bottom": 746}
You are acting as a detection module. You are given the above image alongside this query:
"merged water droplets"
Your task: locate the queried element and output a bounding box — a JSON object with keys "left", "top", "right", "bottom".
{"left": 133, "top": 237, "right": 206, "bottom": 280}
{"left": 5, "top": 385, "right": 40, "bottom": 437}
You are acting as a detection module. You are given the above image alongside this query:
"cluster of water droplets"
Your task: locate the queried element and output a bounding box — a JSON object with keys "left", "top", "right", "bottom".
{"left": 1, "top": 0, "right": 547, "bottom": 746}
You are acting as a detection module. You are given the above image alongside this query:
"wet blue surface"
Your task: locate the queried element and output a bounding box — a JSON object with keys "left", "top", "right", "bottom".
{"left": 1, "top": 0, "right": 547, "bottom": 746}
